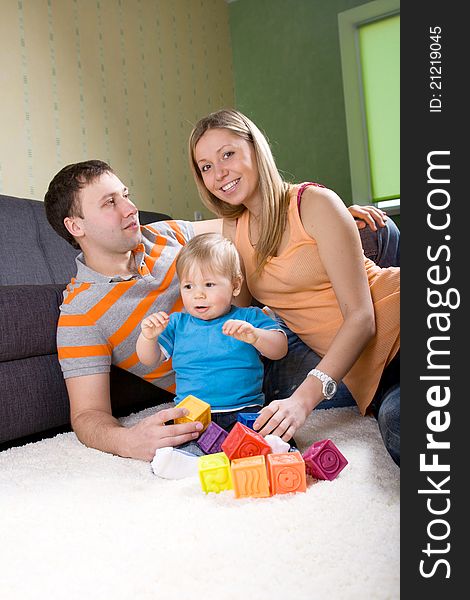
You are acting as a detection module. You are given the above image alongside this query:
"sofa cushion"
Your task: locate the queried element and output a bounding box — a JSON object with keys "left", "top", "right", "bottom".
{"left": 0, "top": 194, "right": 80, "bottom": 285}
{"left": 0, "top": 284, "right": 64, "bottom": 361}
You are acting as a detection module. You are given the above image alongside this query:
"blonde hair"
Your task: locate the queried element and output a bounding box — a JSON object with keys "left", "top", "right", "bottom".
{"left": 176, "top": 233, "right": 243, "bottom": 286}
{"left": 188, "top": 108, "right": 291, "bottom": 274}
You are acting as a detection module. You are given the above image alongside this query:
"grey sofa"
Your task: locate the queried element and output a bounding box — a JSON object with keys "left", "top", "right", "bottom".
{"left": 0, "top": 193, "right": 174, "bottom": 449}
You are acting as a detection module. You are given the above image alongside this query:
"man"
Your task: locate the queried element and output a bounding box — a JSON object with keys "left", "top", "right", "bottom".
{"left": 45, "top": 160, "right": 397, "bottom": 461}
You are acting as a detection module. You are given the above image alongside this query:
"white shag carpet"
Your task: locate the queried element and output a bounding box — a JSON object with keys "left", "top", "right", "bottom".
{"left": 0, "top": 405, "right": 399, "bottom": 600}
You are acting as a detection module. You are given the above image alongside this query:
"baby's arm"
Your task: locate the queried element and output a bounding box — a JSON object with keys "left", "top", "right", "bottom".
{"left": 222, "top": 319, "right": 287, "bottom": 360}
{"left": 136, "top": 311, "right": 170, "bottom": 366}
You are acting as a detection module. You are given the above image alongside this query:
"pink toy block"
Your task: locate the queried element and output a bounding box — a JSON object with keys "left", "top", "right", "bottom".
{"left": 221, "top": 422, "right": 271, "bottom": 461}
{"left": 231, "top": 455, "right": 271, "bottom": 498}
{"left": 302, "top": 439, "right": 348, "bottom": 481}
{"left": 266, "top": 451, "right": 306, "bottom": 494}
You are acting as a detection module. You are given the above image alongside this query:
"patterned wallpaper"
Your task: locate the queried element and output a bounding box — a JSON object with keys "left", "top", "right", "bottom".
{"left": 0, "top": 0, "right": 234, "bottom": 219}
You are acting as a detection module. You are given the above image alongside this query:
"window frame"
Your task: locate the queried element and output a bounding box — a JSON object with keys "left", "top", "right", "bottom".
{"left": 338, "top": 0, "right": 400, "bottom": 214}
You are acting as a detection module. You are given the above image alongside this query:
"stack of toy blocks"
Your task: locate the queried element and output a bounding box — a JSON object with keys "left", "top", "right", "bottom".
{"left": 184, "top": 399, "right": 348, "bottom": 496}
{"left": 198, "top": 422, "right": 307, "bottom": 498}
{"left": 174, "top": 395, "right": 211, "bottom": 431}
{"left": 302, "top": 439, "right": 348, "bottom": 481}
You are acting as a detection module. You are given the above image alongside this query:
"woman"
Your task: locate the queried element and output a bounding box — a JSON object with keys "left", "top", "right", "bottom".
{"left": 188, "top": 109, "right": 400, "bottom": 466}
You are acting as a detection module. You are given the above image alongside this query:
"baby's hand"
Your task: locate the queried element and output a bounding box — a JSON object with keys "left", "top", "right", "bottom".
{"left": 140, "top": 311, "right": 170, "bottom": 339}
{"left": 222, "top": 319, "right": 259, "bottom": 345}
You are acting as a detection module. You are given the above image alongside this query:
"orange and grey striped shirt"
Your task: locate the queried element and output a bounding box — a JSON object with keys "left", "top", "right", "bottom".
{"left": 57, "top": 220, "right": 194, "bottom": 392}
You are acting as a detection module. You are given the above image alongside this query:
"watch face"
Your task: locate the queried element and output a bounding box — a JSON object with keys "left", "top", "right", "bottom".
{"left": 325, "top": 380, "right": 337, "bottom": 397}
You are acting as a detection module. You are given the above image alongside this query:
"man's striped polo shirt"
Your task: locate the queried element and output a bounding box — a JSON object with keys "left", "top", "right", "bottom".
{"left": 57, "top": 219, "right": 194, "bottom": 392}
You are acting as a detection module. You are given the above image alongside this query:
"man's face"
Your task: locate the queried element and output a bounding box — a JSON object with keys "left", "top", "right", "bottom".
{"left": 67, "top": 172, "right": 141, "bottom": 256}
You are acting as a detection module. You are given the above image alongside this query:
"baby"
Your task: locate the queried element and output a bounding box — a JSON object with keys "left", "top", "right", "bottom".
{"left": 136, "top": 232, "right": 288, "bottom": 477}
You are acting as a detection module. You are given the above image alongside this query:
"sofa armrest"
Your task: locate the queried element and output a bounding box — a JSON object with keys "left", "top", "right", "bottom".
{"left": 0, "top": 284, "right": 65, "bottom": 361}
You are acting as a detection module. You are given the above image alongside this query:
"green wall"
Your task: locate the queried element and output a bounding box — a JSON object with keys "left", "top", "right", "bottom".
{"left": 228, "top": 0, "right": 376, "bottom": 205}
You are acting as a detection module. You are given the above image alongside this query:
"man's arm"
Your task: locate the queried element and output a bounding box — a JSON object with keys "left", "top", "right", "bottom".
{"left": 192, "top": 208, "right": 386, "bottom": 235}
{"left": 192, "top": 217, "right": 223, "bottom": 235}
{"left": 67, "top": 373, "right": 203, "bottom": 461}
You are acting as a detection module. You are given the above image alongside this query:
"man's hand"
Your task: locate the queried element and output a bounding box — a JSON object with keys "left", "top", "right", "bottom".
{"left": 125, "top": 405, "right": 204, "bottom": 461}
{"left": 222, "top": 319, "right": 259, "bottom": 345}
{"left": 348, "top": 204, "right": 388, "bottom": 231}
{"left": 140, "top": 311, "right": 170, "bottom": 340}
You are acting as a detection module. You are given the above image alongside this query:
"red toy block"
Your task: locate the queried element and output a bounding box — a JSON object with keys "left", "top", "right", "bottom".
{"left": 221, "top": 422, "right": 272, "bottom": 461}
{"left": 266, "top": 451, "right": 307, "bottom": 494}
{"left": 302, "top": 439, "right": 348, "bottom": 481}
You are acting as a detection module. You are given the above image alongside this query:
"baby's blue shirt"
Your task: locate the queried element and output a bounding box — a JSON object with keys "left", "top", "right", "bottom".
{"left": 158, "top": 305, "right": 281, "bottom": 411}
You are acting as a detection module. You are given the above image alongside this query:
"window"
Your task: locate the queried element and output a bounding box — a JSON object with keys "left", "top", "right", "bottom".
{"left": 339, "top": 0, "right": 400, "bottom": 214}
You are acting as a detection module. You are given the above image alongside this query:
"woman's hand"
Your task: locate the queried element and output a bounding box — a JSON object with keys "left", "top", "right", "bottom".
{"left": 253, "top": 396, "right": 311, "bottom": 442}
{"left": 347, "top": 204, "right": 387, "bottom": 231}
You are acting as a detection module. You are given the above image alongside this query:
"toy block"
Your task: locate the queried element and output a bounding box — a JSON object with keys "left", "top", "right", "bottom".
{"left": 221, "top": 422, "right": 271, "bottom": 461}
{"left": 266, "top": 451, "right": 306, "bottom": 495}
{"left": 197, "top": 421, "right": 228, "bottom": 454}
{"left": 198, "top": 452, "right": 233, "bottom": 493}
{"left": 302, "top": 439, "right": 348, "bottom": 481}
{"left": 174, "top": 395, "right": 211, "bottom": 431}
{"left": 231, "top": 455, "right": 271, "bottom": 498}
{"left": 236, "top": 412, "right": 260, "bottom": 430}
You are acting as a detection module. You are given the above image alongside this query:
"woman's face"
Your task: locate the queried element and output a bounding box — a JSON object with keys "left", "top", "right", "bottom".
{"left": 194, "top": 128, "right": 260, "bottom": 210}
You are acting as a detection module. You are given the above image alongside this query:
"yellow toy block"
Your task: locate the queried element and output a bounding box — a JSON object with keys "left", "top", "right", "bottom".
{"left": 266, "top": 451, "right": 307, "bottom": 495}
{"left": 231, "top": 455, "right": 271, "bottom": 498}
{"left": 198, "top": 452, "right": 233, "bottom": 493}
{"left": 174, "top": 395, "right": 211, "bottom": 431}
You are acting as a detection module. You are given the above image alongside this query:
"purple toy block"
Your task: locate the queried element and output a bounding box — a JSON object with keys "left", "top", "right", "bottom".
{"left": 237, "top": 412, "right": 260, "bottom": 430}
{"left": 197, "top": 421, "right": 229, "bottom": 454}
{"left": 302, "top": 439, "right": 348, "bottom": 481}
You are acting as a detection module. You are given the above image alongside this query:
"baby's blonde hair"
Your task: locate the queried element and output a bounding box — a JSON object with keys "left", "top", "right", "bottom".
{"left": 176, "top": 233, "right": 243, "bottom": 286}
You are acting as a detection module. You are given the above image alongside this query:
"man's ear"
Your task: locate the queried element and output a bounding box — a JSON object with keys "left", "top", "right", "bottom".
{"left": 64, "top": 216, "right": 84, "bottom": 240}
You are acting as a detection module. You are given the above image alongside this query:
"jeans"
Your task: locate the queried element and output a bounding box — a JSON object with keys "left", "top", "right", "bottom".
{"left": 370, "top": 353, "right": 400, "bottom": 466}
{"left": 262, "top": 221, "right": 401, "bottom": 465}
{"left": 358, "top": 217, "right": 400, "bottom": 268}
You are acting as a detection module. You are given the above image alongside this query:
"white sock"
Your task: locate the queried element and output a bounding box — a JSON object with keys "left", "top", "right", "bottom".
{"left": 265, "top": 435, "right": 291, "bottom": 454}
{"left": 151, "top": 447, "right": 199, "bottom": 479}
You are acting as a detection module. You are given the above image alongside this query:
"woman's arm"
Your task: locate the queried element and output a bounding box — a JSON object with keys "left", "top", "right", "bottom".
{"left": 255, "top": 186, "right": 376, "bottom": 440}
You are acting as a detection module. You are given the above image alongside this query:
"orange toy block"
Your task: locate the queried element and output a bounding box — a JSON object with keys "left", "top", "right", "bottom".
{"left": 231, "top": 455, "right": 271, "bottom": 498}
{"left": 221, "top": 422, "right": 271, "bottom": 460}
{"left": 266, "top": 451, "right": 307, "bottom": 495}
{"left": 174, "top": 395, "right": 211, "bottom": 431}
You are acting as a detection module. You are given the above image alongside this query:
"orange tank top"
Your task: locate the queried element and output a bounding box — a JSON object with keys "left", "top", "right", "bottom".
{"left": 235, "top": 184, "right": 400, "bottom": 414}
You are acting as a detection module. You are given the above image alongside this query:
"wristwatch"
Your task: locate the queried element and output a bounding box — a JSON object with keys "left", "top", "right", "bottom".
{"left": 307, "top": 369, "right": 338, "bottom": 399}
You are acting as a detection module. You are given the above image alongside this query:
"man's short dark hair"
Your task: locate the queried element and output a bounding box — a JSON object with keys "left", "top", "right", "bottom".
{"left": 44, "top": 159, "right": 114, "bottom": 249}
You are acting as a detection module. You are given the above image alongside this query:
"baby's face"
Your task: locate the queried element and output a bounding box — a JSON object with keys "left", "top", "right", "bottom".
{"left": 179, "top": 266, "right": 236, "bottom": 321}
